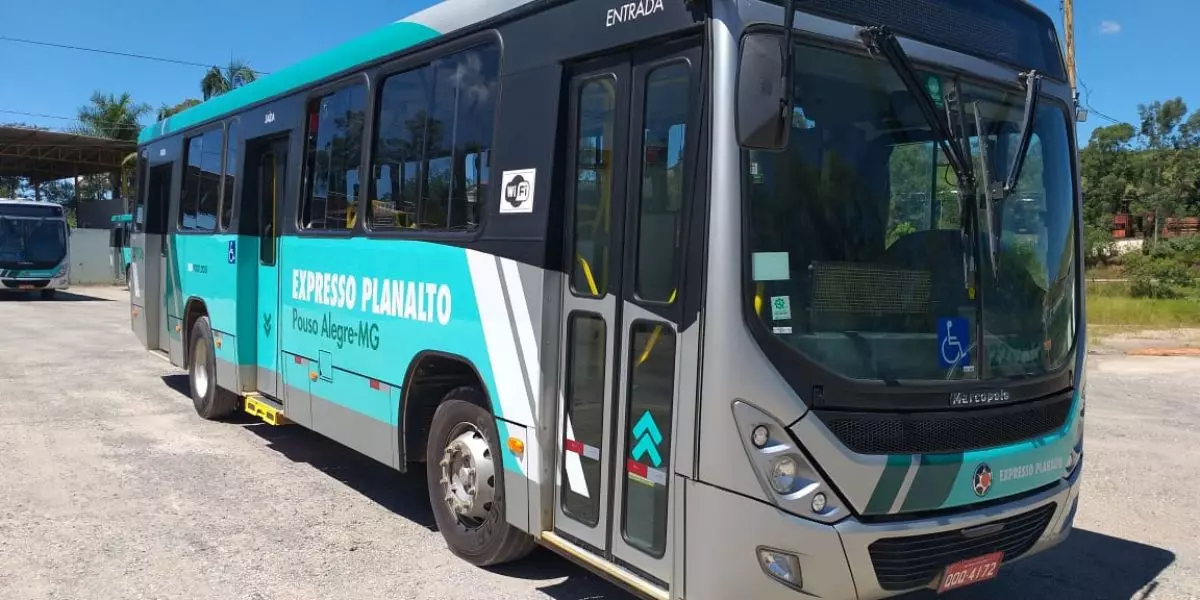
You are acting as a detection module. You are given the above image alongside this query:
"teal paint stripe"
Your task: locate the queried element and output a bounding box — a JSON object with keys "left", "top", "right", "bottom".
{"left": 139, "top": 22, "right": 441, "bottom": 144}
{"left": 865, "top": 454, "right": 913, "bottom": 514}
{"left": 899, "top": 453, "right": 965, "bottom": 512}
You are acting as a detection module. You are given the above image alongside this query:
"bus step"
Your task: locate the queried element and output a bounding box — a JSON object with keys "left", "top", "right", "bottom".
{"left": 243, "top": 394, "right": 289, "bottom": 426}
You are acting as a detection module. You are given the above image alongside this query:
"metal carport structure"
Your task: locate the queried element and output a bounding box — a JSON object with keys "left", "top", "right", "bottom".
{"left": 0, "top": 126, "right": 136, "bottom": 203}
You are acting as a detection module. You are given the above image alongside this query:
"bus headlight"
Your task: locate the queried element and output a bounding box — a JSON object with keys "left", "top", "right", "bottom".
{"left": 769, "top": 456, "right": 799, "bottom": 493}
{"left": 732, "top": 400, "right": 847, "bottom": 523}
{"left": 54, "top": 265, "right": 67, "bottom": 278}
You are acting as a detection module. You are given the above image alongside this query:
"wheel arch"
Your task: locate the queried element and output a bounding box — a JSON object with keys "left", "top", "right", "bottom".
{"left": 182, "top": 296, "right": 209, "bottom": 365}
{"left": 400, "top": 350, "right": 494, "bottom": 467}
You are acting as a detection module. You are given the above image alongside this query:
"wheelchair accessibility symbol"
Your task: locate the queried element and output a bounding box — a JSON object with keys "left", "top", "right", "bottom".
{"left": 937, "top": 317, "right": 970, "bottom": 368}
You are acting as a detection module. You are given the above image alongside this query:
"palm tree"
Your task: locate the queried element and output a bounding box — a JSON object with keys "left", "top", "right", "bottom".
{"left": 157, "top": 98, "right": 202, "bottom": 121}
{"left": 77, "top": 91, "right": 150, "bottom": 142}
{"left": 76, "top": 91, "right": 151, "bottom": 202}
{"left": 201, "top": 59, "right": 259, "bottom": 100}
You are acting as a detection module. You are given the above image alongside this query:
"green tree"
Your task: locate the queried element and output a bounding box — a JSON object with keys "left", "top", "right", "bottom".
{"left": 201, "top": 60, "right": 258, "bottom": 100}
{"left": 75, "top": 91, "right": 151, "bottom": 202}
{"left": 157, "top": 98, "right": 202, "bottom": 121}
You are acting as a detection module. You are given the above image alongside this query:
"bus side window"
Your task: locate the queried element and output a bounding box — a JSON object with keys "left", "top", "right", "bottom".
{"left": 300, "top": 84, "right": 367, "bottom": 231}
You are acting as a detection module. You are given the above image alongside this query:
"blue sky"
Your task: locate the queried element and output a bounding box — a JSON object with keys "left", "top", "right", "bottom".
{"left": 0, "top": 0, "right": 1190, "bottom": 146}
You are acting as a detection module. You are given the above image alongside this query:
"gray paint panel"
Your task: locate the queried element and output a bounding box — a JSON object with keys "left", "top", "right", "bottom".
{"left": 239, "top": 363, "right": 257, "bottom": 394}
{"left": 695, "top": 9, "right": 799, "bottom": 503}
{"left": 532, "top": 265, "right": 562, "bottom": 533}
{"left": 673, "top": 322, "right": 701, "bottom": 480}
{"left": 499, "top": 418, "right": 532, "bottom": 532}
{"left": 684, "top": 479, "right": 857, "bottom": 599}
{"left": 311, "top": 394, "right": 397, "bottom": 469}
{"left": 283, "top": 381, "right": 313, "bottom": 428}
{"left": 215, "top": 355, "right": 240, "bottom": 396}
{"left": 256, "top": 366, "right": 284, "bottom": 401}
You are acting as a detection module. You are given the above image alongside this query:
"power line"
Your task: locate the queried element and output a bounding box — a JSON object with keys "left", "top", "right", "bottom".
{"left": 0, "top": 35, "right": 270, "bottom": 75}
{"left": 0, "top": 109, "right": 143, "bottom": 132}
{"left": 1078, "top": 80, "right": 1124, "bottom": 125}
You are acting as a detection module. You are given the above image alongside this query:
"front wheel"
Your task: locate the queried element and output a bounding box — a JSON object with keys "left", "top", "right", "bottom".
{"left": 426, "top": 389, "right": 536, "bottom": 567}
{"left": 188, "top": 315, "right": 237, "bottom": 420}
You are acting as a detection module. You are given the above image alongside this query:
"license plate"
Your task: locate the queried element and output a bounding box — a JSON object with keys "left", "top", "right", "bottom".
{"left": 18, "top": 284, "right": 33, "bottom": 290}
{"left": 937, "top": 551, "right": 1004, "bottom": 593}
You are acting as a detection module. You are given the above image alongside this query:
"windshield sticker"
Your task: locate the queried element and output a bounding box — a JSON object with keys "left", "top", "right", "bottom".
{"left": 772, "top": 326, "right": 793, "bottom": 335}
{"left": 925, "top": 75, "right": 944, "bottom": 107}
{"left": 500, "top": 168, "right": 536, "bottom": 214}
{"left": 937, "top": 317, "right": 971, "bottom": 368}
{"left": 770, "top": 296, "right": 792, "bottom": 321}
{"left": 751, "top": 251, "right": 790, "bottom": 281}
{"left": 791, "top": 105, "right": 815, "bottom": 129}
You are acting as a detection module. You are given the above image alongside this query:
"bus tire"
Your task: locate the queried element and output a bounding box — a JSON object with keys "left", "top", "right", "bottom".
{"left": 426, "top": 389, "right": 536, "bottom": 567}
{"left": 40, "top": 289, "right": 56, "bottom": 300}
{"left": 188, "top": 315, "right": 237, "bottom": 420}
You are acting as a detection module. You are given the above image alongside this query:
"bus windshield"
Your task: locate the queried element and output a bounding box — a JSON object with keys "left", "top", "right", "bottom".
{"left": 743, "top": 41, "right": 1077, "bottom": 383}
{"left": 0, "top": 214, "right": 68, "bottom": 270}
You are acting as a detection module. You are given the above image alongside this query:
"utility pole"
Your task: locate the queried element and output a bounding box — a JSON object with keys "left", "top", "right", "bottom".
{"left": 1061, "top": 0, "right": 1082, "bottom": 117}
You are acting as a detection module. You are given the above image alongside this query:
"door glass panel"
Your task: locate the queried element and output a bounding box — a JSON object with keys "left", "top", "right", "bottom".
{"left": 260, "top": 153, "right": 278, "bottom": 266}
{"left": 570, "top": 78, "right": 617, "bottom": 298}
{"left": 634, "top": 62, "right": 690, "bottom": 303}
{"left": 622, "top": 320, "right": 676, "bottom": 557}
{"left": 221, "top": 122, "right": 239, "bottom": 230}
{"left": 561, "top": 313, "right": 607, "bottom": 526}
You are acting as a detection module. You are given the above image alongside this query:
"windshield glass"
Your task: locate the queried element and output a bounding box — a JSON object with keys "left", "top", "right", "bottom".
{"left": 743, "top": 41, "right": 1077, "bottom": 382}
{"left": 0, "top": 216, "right": 68, "bottom": 270}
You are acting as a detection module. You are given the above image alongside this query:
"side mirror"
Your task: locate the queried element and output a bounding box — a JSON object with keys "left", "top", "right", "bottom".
{"left": 737, "top": 32, "right": 791, "bottom": 150}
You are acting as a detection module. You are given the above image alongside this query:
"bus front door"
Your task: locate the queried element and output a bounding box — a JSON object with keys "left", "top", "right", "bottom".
{"left": 553, "top": 39, "right": 702, "bottom": 594}
{"left": 246, "top": 135, "right": 290, "bottom": 401}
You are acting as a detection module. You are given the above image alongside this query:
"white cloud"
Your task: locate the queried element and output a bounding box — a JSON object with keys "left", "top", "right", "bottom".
{"left": 1099, "top": 20, "right": 1122, "bottom": 35}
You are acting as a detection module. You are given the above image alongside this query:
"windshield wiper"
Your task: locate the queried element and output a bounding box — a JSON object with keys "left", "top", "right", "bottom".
{"left": 973, "top": 103, "right": 1001, "bottom": 279}
{"left": 1004, "top": 70, "right": 1042, "bottom": 195}
{"left": 973, "top": 71, "right": 1043, "bottom": 278}
{"left": 857, "top": 26, "right": 976, "bottom": 193}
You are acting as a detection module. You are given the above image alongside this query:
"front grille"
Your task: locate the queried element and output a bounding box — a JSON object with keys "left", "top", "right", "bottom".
{"left": 816, "top": 391, "right": 1074, "bottom": 455}
{"left": 1, "top": 279, "right": 50, "bottom": 289}
{"left": 868, "top": 502, "right": 1057, "bottom": 591}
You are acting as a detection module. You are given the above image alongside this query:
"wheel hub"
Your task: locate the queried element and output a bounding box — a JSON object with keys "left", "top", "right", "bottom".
{"left": 192, "top": 337, "right": 209, "bottom": 395}
{"left": 439, "top": 424, "right": 496, "bottom": 525}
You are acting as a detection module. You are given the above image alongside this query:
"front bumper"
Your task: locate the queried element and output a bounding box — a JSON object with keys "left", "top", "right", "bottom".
{"left": 0, "top": 274, "right": 70, "bottom": 292}
{"left": 685, "top": 458, "right": 1082, "bottom": 599}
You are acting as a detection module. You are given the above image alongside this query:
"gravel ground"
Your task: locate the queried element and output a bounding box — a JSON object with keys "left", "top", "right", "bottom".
{"left": 0, "top": 286, "right": 1195, "bottom": 600}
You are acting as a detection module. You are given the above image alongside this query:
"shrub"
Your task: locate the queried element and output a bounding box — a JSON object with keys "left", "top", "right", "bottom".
{"left": 1124, "top": 252, "right": 1195, "bottom": 298}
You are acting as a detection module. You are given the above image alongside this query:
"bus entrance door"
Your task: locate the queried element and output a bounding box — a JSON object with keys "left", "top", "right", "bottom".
{"left": 552, "top": 40, "right": 701, "bottom": 595}
{"left": 245, "top": 135, "right": 290, "bottom": 401}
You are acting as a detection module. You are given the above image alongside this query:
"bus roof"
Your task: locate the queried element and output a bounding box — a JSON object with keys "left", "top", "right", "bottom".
{"left": 0, "top": 199, "right": 66, "bottom": 218}
{"left": 138, "top": 0, "right": 531, "bottom": 146}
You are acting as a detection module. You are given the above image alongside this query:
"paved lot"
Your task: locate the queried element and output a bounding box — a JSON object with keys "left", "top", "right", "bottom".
{"left": 0, "top": 286, "right": 1196, "bottom": 600}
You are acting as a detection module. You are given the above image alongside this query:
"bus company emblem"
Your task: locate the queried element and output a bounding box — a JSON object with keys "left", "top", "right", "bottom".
{"left": 972, "top": 463, "right": 993, "bottom": 497}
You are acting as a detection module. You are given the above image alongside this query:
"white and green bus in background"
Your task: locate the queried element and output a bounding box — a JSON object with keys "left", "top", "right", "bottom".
{"left": 128, "top": 0, "right": 1087, "bottom": 597}
{"left": 0, "top": 199, "right": 70, "bottom": 299}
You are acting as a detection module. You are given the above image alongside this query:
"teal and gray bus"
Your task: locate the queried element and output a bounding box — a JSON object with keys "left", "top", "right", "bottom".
{"left": 111, "top": 212, "right": 137, "bottom": 284}
{"left": 128, "top": 0, "right": 1087, "bottom": 597}
{"left": 0, "top": 199, "right": 70, "bottom": 299}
